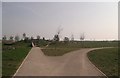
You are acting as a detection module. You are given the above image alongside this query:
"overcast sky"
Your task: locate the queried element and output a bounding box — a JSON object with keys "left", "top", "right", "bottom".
{"left": 2, "top": 2, "right": 118, "bottom": 40}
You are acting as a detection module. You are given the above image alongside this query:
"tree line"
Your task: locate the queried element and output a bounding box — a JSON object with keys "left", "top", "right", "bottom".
{"left": 2, "top": 27, "right": 85, "bottom": 43}
{"left": 2, "top": 33, "right": 45, "bottom": 42}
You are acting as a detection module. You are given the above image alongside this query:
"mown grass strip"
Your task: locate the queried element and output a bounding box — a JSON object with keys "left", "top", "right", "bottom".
{"left": 87, "top": 48, "right": 118, "bottom": 76}
{"left": 2, "top": 41, "right": 31, "bottom": 77}
{"left": 41, "top": 41, "right": 118, "bottom": 56}
{"left": 41, "top": 48, "right": 80, "bottom": 56}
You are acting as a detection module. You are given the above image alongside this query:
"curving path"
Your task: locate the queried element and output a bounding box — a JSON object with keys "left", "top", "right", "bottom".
{"left": 14, "top": 47, "right": 106, "bottom": 76}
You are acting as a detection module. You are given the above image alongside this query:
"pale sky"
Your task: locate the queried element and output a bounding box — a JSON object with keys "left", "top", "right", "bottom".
{"left": 2, "top": 2, "right": 118, "bottom": 40}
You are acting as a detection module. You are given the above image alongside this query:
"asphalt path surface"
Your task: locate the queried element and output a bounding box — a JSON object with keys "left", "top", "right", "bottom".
{"left": 14, "top": 47, "right": 105, "bottom": 76}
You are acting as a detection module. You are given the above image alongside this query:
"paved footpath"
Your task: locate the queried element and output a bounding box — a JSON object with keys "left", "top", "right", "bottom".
{"left": 14, "top": 47, "right": 106, "bottom": 76}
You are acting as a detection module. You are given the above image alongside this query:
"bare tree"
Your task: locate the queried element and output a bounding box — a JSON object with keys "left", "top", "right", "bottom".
{"left": 2, "top": 35, "right": 7, "bottom": 41}
{"left": 23, "top": 33, "right": 26, "bottom": 40}
{"left": 24, "top": 37, "right": 29, "bottom": 42}
{"left": 15, "top": 35, "right": 20, "bottom": 42}
{"left": 53, "top": 26, "right": 63, "bottom": 42}
{"left": 37, "top": 35, "right": 40, "bottom": 40}
{"left": 9, "top": 36, "right": 14, "bottom": 41}
{"left": 80, "top": 33, "right": 85, "bottom": 41}
{"left": 64, "top": 37, "right": 69, "bottom": 43}
{"left": 52, "top": 26, "right": 63, "bottom": 49}
{"left": 71, "top": 34, "right": 74, "bottom": 41}
{"left": 43, "top": 37, "right": 45, "bottom": 40}
{"left": 53, "top": 35, "right": 59, "bottom": 42}
{"left": 31, "top": 36, "right": 34, "bottom": 40}
{"left": 80, "top": 33, "right": 85, "bottom": 47}
{"left": 57, "top": 26, "right": 63, "bottom": 37}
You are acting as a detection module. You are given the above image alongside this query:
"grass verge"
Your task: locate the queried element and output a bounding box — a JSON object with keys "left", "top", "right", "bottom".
{"left": 41, "top": 41, "right": 118, "bottom": 56}
{"left": 42, "top": 48, "right": 80, "bottom": 56}
{"left": 2, "top": 41, "right": 31, "bottom": 77}
{"left": 87, "top": 48, "right": 118, "bottom": 77}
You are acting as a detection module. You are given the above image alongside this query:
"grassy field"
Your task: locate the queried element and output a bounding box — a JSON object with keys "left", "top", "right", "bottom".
{"left": 2, "top": 40, "right": 118, "bottom": 76}
{"left": 87, "top": 48, "right": 118, "bottom": 77}
{"left": 45, "top": 41, "right": 118, "bottom": 48}
{"left": 2, "top": 41, "right": 31, "bottom": 77}
{"left": 42, "top": 48, "right": 80, "bottom": 56}
{"left": 79, "top": 41, "right": 118, "bottom": 48}
{"left": 41, "top": 41, "right": 118, "bottom": 56}
{"left": 41, "top": 41, "right": 80, "bottom": 56}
